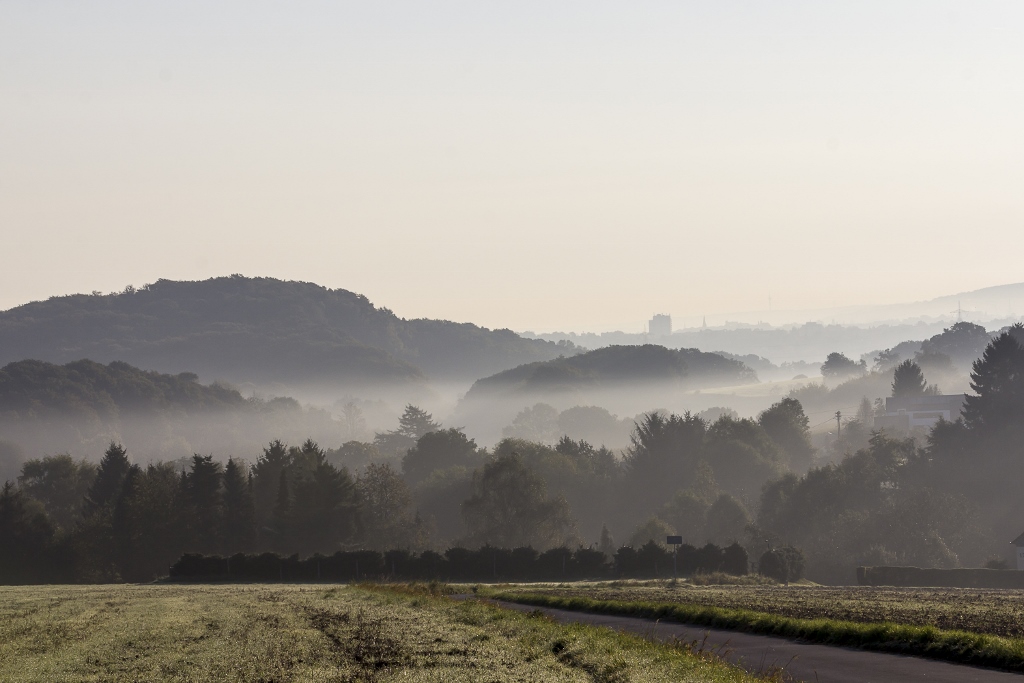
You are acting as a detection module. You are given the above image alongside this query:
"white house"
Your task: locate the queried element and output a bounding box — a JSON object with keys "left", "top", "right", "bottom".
{"left": 873, "top": 394, "right": 967, "bottom": 431}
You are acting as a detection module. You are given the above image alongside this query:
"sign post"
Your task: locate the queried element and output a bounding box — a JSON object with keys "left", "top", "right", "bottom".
{"left": 666, "top": 536, "right": 683, "bottom": 577}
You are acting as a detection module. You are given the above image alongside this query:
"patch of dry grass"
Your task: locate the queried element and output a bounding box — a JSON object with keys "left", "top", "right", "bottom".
{"left": 0, "top": 583, "right": 776, "bottom": 683}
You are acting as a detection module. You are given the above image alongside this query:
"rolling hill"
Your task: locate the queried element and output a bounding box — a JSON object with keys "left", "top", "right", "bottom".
{"left": 465, "top": 344, "right": 757, "bottom": 399}
{"left": 0, "top": 276, "right": 569, "bottom": 387}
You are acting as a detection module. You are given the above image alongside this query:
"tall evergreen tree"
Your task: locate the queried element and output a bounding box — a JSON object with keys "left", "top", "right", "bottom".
{"left": 892, "top": 360, "right": 927, "bottom": 398}
{"left": 269, "top": 469, "right": 291, "bottom": 553}
{"left": 251, "top": 440, "right": 290, "bottom": 529}
{"left": 109, "top": 463, "right": 183, "bottom": 582}
{"left": 111, "top": 465, "right": 143, "bottom": 579}
{"left": 396, "top": 405, "right": 441, "bottom": 440}
{"left": 222, "top": 458, "right": 255, "bottom": 554}
{"left": 962, "top": 328, "right": 1024, "bottom": 432}
{"left": 83, "top": 442, "right": 131, "bottom": 517}
{"left": 374, "top": 405, "right": 441, "bottom": 459}
{"left": 183, "top": 455, "right": 223, "bottom": 554}
{"left": 289, "top": 453, "right": 357, "bottom": 556}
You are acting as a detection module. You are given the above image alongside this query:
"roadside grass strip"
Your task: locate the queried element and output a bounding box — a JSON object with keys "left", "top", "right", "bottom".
{"left": 493, "top": 591, "right": 1024, "bottom": 673}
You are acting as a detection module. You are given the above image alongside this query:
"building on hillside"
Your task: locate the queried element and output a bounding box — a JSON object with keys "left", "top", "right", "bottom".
{"left": 873, "top": 394, "right": 966, "bottom": 431}
{"left": 649, "top": 314, "right": 672, "bottom": 338}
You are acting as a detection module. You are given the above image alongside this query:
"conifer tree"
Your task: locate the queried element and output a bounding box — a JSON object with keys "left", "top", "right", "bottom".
{"left": 222, "top": 458, "right": 255, "bottom": 553}
{"left": 183, "top": 455, "right": 223, "bottom": 554}
{"left": 396, "top": 405, "right": 441, "bottom": 440}
{"left": 892, "top": 360, "right": 927, "bottom": 398}
{"left": 251, "top": 440, "right": 290, "bottom": 528}
{"left": 270, "top": 469, "right": 291, "bottom": 553}
{"left": 963, "top": 327, "right": 1024, "bottom": 432}
{"left": 84, "top": 442, "right": 131, "bottom": 517}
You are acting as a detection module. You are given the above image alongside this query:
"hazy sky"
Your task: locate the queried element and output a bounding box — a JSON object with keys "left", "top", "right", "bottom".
{"left": 3, "top": 2, "right": 1023, "bottom": 331}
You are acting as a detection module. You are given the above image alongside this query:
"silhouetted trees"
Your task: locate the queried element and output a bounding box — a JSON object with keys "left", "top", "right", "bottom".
{"left": 462, "top": 454, "right": 577, "bottom": 549}
{"left": 962, "top": 327, "right": 1024, "bottom": 432}
{"left": 17, "top": 454, "right": 96, "bottom": 531}
{"left": 758, "top": 398, "right": 815, "bottom": 471}
{"left": 891, "top": 360, "right": 927, "bottom": 398}
{"left": 820, "top": 352, "right": 866, "bottom": 379}
{"left": 6, "top": 325, "right": 1024, "bottom": 587}
{"left": 402, "top": 428, "right": 481, "bottom": 484}
{"left": 375, "top": 405, "right": 442, "bottom": 459}
{"left": 356, "top": 463, "right": 425, "bottom": 550}
{"left": 222, "top": 458, "right": 255, "bottom": 554}
{"left": 0, "top": 481, "right": 58, "bottom": 583}
{"left": 85, "top": 443, "right": 132, "bottom": 518}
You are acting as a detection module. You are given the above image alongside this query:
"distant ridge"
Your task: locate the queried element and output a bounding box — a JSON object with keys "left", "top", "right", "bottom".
{"left": 0, "top": 276, "right": 568, "bottom": 386}
{"left": 680, "top": 282, "right": 1024, "bottom": 329}
{"left": 465, "top": 344, "right": 756, "bottom": 399}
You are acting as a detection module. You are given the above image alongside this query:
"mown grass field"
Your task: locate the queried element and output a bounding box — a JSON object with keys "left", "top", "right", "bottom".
{"left": 0, "top": 583, "right": 776, "bottom": 683}
{"left": 488, "top": 580, "right": 1024, "bottom": 672}
{"left": 488, "top": 580, "right": 1024, "bottom": 636}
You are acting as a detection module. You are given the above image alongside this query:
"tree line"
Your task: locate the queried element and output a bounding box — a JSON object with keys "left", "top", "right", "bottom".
{"left": 4, "top": 325, "right": 1023, "bottom": 584}
{"left": 0, "top": 397, "right": 814, "bottom": 583}
{"left": 166, "top": 540, "right": 765, "bottom": 583}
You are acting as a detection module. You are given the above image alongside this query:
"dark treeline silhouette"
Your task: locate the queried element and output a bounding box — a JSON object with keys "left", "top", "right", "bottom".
{"left": 167, "top": 541, "right": 749, "bottom": 582}
{"left": 4, "top": 326, "right": 1024, "bottom": 584}
{"left": 0, "top": 398, "right": 803, "bottom": 584}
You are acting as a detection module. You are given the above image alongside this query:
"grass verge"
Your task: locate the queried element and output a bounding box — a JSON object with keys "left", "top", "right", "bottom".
{"left": 490, "top": 590, "right": 1024, "bottom": 673}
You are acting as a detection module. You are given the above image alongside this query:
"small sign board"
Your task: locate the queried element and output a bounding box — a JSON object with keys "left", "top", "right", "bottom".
{"left": 666, "top": 535, "right": 683, "bottom": 545}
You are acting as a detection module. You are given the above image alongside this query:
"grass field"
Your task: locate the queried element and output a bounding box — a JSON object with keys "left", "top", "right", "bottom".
{"left": 488, "top": 580, "right": 1024, "bottom": 637}
{"left": 488, "top": 580, "right": 1024, "bottom": 672}
{"left": 0, "top": 583, "right": 777, "bottom": 683}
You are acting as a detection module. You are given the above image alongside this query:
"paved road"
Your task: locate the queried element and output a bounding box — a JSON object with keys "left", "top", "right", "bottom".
{"left": 492, "top": 600, "right": 1024, "bottom": 682}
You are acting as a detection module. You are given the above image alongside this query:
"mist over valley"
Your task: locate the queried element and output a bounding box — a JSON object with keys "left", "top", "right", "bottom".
{"left": 4, "top": 275, "right": 1024, "bottom": 588}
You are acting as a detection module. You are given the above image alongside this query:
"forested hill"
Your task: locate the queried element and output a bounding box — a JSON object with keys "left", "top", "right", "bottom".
{"left": 465, "top": 344, "right": 757, "bottom": 398}
{"left": 0, "top": 359, "right": 251, "bottom": 421}
{"left": 0, "top": 358, "right": 348, "bottom": 481}
{"left": 0, "top": 276, "right": 568, "bottom": 385}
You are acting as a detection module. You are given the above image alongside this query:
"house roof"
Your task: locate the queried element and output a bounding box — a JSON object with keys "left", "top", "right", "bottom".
{"left": 1012, "top": 531, "right": 1024, "bottom": 546}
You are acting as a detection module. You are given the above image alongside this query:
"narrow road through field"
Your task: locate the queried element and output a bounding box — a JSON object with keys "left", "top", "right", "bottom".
{"left": 492, "top": 600, "right": 1024, "bottom": 683}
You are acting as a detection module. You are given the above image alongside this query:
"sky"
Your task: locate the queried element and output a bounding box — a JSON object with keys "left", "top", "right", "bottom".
{"left": 2, "top": 1, "right": 1024, "bottom": 332}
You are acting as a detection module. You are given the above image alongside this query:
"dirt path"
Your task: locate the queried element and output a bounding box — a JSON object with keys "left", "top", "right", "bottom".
{"left": 493, "top": 600, "right": 1024, "bottom": 683}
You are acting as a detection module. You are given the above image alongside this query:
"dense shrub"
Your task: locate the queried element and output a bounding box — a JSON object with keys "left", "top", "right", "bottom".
{"left": 758, "top": 546, "right": 806, "bottom": 583}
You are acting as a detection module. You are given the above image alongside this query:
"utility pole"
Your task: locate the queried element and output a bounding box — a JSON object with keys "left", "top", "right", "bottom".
{"left": 835, "top": 411, "right": 842, "bottom": 439}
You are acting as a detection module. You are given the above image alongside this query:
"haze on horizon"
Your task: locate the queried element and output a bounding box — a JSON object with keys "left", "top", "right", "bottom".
{"left": 3, "top": 2, "right": 1024, "bottom": 332}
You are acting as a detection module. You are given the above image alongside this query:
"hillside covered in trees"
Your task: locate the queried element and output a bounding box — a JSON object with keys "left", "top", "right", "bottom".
{"left": 0, "top": 359, "right": 346, "bottom": 483}
{"left": 466, "top": 344, "right": 756, "bottom": 398}
{"left": 0, "top": 276, "right": 570, "bottom": 387}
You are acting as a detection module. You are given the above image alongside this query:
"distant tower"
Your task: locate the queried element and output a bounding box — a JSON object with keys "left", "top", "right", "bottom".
{"left": 649, "top": 314, "right": 672, "bottom": 338}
